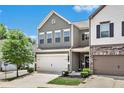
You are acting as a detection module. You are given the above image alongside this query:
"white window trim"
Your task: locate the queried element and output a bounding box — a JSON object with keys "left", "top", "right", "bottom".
{"left": 39, "top": 32, "right": 44, "bottom": 35}
{"left": 47, "top": 31, "right": 52, "bottom": 34}
{"left": 63, "top": 28, "right": 70, "bottom": 32}
{"left": 84, "top": 32, "right": 89, "bottom": 35}
{"left": 55, "top": 30, "right": 61, "bottom": 33}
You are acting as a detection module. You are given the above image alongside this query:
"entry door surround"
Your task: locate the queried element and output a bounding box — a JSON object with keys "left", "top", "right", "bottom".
{"left": 84, "top": 55, "right": 89, "bottom": 68}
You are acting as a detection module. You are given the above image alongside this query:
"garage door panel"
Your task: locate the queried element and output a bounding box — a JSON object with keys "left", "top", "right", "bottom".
{"left": 94, "top": 56, "right": 124, "bottom": 76}
{"left": 37, "top": 53, "right": 68, "bottom": 74}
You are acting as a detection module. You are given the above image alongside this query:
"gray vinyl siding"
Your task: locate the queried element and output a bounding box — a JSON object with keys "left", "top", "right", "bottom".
{"left": 72, "top": 26, "right": 89, "bottom": 48}
{"left": 79, "top": 29, "right": 89, "bottom": 47}
{"left": 38, "top": 13, "right": 71, "bottom": 49}
{"left": 73, "top": 26, "right": 80, "bottom": 48}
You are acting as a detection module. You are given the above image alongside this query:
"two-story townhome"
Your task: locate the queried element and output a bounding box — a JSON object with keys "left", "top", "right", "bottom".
{"left": 90, "top": 5, "right": 124, "bottom": 76}
{"left": 36, "top": 10, "right": 89, "bottom": 74}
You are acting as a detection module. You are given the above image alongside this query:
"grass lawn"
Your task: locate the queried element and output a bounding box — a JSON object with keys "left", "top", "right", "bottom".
{"left": 48, "top": 76, "right": 81, "bottom": 85}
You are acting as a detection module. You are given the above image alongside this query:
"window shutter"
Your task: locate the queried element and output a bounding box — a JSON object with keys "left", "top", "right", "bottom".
{"left": 96, "top": 25, "right": 100, "bottom": 38}
{"left": 82, "top": 33, "right": 84, "bottom": 40}
{"left": 122, "top": 21, "right": 124, "bottom": 36}
{"left": 110, "top": 23, "right": 114, "bottom": 37}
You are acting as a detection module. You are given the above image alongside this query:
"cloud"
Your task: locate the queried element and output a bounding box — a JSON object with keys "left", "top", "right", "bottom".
{"left": 73, "top": 5, "right": 99, "bottom": 13}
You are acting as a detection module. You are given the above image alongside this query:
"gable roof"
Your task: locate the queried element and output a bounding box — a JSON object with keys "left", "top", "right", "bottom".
{"left": 37, "top": 10, "right": 71, "bottom": 29}
{"left": 89, "top": 5, "right": 106, "bottom": 19}
{"left": 73, "top": 20, "right": 89, "bottom": 30}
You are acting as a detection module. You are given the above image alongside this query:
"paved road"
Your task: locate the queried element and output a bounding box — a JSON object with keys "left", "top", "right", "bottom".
{"left": 0, "top": 72, "right": 124, "bottom": 88}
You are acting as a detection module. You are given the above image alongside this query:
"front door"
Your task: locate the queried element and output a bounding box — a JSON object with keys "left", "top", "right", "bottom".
{"left": 84, "top": 56, "right": 89, "bottom": 68}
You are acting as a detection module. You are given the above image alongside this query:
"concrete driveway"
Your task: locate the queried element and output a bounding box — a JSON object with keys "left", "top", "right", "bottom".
{"left": 0, "top": 72, "right": 59, "bottom": 88}
{"left": 80, "top": 75, "right": 124, "bottom": 88}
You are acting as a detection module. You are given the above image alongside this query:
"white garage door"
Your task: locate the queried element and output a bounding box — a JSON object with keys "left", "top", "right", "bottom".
{"left": 37, "top": 53, "right": 69, "bottom": 74}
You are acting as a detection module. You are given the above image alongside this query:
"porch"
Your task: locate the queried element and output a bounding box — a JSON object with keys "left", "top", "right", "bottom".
{"left": 71, "top": 47, "right": 89, "bottom": 72}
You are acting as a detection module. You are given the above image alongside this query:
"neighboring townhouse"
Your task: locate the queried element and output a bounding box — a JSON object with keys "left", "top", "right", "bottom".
{"left": 36, "top": 10, "right": 89, "bottom": 74}
{"left": 90, "top": 5, "right": 124, "bottom": 76}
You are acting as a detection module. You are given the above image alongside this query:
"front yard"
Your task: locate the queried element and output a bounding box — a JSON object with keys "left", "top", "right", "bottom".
{"left": 48, "top": 76, "right": 81, "bottom": 85}
{"left": 1, "top": 72, "right": 124, "bottom": 88}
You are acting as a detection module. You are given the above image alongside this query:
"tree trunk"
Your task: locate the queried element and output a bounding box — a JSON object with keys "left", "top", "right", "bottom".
{"left": 16, "top": 64, "right": 19, "bottom": 77}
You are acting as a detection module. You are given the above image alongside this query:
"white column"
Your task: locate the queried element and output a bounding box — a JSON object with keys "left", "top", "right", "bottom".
{"left": 71, "top": 24, "right": 74, "bottom": 48}
{"left": 69, "top": 49, "right": 72, "bottom": 71}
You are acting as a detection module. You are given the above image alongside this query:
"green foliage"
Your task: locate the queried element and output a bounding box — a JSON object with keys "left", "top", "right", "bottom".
{"left": 1, "top": 29, "right": 34, "bottom": 77}
{"left": 80, "top": 68, "right": 91, "bottom": 78}
{"left": 0, "top": 24, "right": 7, "bottom": 39}
{"left": 28, "top": 37, "right": 36, "bottom": 45}
{"left": 82, "top": 68, "right": 91, "bottom": 74}
{"left": 27, "top": 68, "right": 34, "bottom": 73}
{"left": 48, "top": 77, "right": 81, "bottom": 85}
{"left": 80, "top": 71, "right": 89, "bottom": 78}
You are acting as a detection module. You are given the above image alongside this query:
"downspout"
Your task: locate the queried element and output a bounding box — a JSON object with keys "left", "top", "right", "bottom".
{"left": 68, "top": 24, "right": 74, "bottom": 72}
{"left": 35, "top": 28, "right": 39, "bottom": 71}
{"left": 89, "top": 18, "right": 93, "bottom": 74}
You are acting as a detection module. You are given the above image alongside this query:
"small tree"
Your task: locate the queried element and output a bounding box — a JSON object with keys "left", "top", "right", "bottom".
{"left": 1, "top": 29, "right": 34, "bottom": 77}
{"left": 0, "top": 24, "right": 7, "bottom": 39}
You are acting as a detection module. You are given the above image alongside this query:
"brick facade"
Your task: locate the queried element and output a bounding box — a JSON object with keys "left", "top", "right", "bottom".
{"left": 90, "top": 44, "right": 124, "bottom": 73}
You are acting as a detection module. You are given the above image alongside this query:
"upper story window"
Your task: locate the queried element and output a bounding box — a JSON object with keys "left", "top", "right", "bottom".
{"left": 47, "top": 31, "right": 52, "bottom": 43}
{"left": 55, "top": 30, "right": 61, "bottom": 43}
{"left": 82, "top": 32, "right": 89, "bottom": 40}
{"left": 51, "top": 19, "right": 56, "bottom": 24}
{"left": 100, "top": 22, "right": 110, "bottom": 38}
{"left": 63, "top": 29, "right": 70, "bottom": 42}
{"left": 39, "top": 32, "right": 44, "bottom": 44}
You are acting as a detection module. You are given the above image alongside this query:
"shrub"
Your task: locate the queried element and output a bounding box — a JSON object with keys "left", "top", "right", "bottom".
{"left": 82, "top": 68, "right": 91, "bottom": 74}
{"left": 80, "top": 71, "right": 89, "bottom": 78}
{"left": 62, "top": 71, "right": 69, "bottom": 77}
{"left": 27, "top": 68, "right": 34, "bottom": 73}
